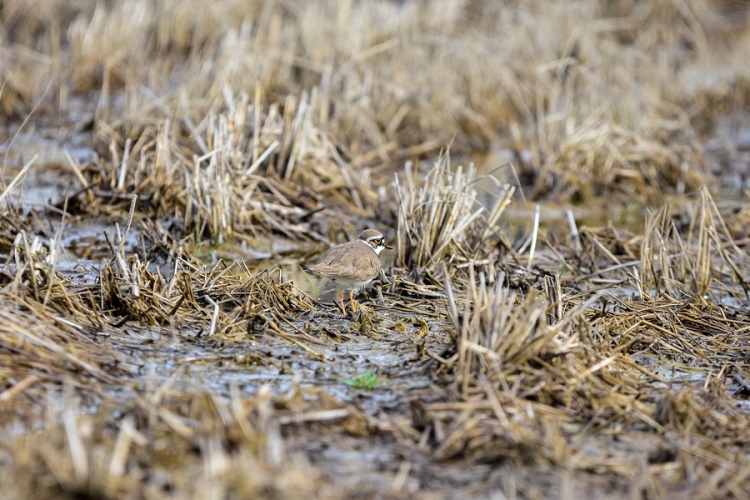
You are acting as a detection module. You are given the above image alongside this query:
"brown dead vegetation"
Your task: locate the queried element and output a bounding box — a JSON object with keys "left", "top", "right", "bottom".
{"left": 3, "top": 0, "right": 750, "bottom": 498}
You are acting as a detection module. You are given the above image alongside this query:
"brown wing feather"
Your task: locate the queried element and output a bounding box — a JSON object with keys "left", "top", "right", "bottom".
{"left": 309, "top": 242, "right": 381, "bottom": 281}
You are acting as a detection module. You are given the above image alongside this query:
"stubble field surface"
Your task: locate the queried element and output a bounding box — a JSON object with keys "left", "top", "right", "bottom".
{"left": 3, "top": 1, "right": 750, "bottom": 498}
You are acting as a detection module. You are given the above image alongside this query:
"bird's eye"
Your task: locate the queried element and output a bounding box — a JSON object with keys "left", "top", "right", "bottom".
{"left": 374, "top": 239, "right": 382, "bottom": 245}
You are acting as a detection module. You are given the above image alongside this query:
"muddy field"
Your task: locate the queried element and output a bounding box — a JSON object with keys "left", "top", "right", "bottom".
{"left": 3, "top": 1, "right": 750, "bottom": 499}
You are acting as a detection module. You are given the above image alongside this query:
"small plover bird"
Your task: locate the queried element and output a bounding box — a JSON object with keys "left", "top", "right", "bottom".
{"left": 309, "top": 229, "right": 392, "bottom": 314}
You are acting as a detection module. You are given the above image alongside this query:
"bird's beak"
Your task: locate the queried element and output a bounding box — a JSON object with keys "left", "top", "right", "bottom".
{"left": 384, "top": 242, "right": 393, "bottom": 250}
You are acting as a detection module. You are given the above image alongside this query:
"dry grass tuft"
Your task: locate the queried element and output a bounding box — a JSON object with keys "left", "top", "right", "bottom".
{"left": 1, "top": 386, "right": 327, "bottom": 500}
{"left": 421, "top": 193, "right": 750, "bottom": 494}
{"left": 640, "top": 188, "right": 750, "bottom": 299}
{"left": 394, "top": 154, "right": 513, "bottom": 274}
{"left": 92, "top": 238, "right": 315, "bottom": 340}
{"left": 70, "top": 91, "right": 373, "bottom": 242}
{"left": 0, "top": 292, "right": 118, "bottom": 416}
{"left": 5, "top": 0, "right": 743, "bottom": 205}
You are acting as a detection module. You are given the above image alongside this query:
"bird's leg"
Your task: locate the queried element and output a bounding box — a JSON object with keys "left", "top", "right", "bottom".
{"left": 338, "top": 288, "right": 347, "bottom": 315}
{"left": 349, "top": 287, "right": 358, "bottom": 313}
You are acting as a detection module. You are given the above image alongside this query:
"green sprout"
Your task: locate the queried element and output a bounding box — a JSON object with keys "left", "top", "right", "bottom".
{"left": 340, "top": 371, "right": 380, "bottom": 390}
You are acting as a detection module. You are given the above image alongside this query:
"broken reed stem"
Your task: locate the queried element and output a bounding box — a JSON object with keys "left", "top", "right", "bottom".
{"left": 526, "top": 203, "right": 540, "bottom": 272}
{"left": 442, "top": 261, "right": 460, "bottom": 339}
{"left": 0, "top": 155, "right": 37, "bottom": 206}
